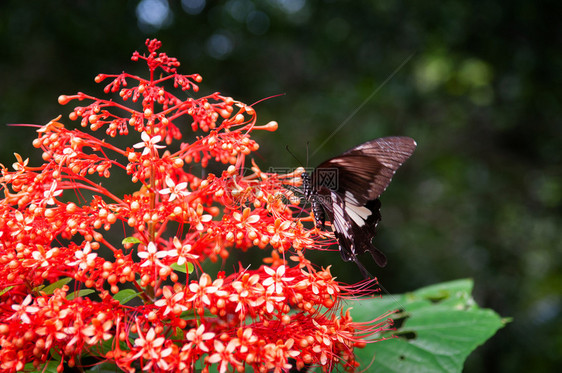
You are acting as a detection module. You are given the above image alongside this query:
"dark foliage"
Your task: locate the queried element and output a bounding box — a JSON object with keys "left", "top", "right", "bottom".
{"left": 1, "top": 1, "right": 560, "bottom": 371}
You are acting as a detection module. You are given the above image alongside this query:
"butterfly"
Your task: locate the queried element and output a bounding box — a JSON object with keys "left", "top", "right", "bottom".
{"left": 302, "top": 137, "right": 416, "bottom": 277}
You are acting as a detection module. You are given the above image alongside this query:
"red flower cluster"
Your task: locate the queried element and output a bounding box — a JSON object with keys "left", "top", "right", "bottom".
{"left": 0, "top": 39, "right": 391, "bottom": 372}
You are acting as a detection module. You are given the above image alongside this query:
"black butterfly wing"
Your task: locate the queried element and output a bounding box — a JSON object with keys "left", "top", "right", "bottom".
{"left": 328, "top": 194, "right": 386, "bottom": 270}
{"left": 312, "top": 137, "right": 416, "bottom": 272}
{"left": 314, "top": 137, "right": 416, "bottom": 205}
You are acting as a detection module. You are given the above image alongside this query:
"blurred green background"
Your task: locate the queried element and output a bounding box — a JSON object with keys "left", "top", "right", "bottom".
{"left": 1, "top": 1, "right": 560, "bottom": 372}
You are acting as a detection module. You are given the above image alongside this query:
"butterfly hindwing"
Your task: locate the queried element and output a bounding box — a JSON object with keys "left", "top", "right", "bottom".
{"left": 329, "top": 192, "right": 386, "bottom": 270}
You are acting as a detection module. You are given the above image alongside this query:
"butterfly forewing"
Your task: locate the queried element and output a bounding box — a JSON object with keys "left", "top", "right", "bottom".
{"left": 313, "top": 137, "right": 416, "bottom": 204}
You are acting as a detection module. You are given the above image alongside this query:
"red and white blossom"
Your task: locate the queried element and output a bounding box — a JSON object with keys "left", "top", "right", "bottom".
{"left": 0, "top": 39, "right": 392, "bottom": 373}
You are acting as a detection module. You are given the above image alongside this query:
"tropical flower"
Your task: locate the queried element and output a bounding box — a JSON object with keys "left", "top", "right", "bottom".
{"left": 133, "top": 131, "right": 165, "bottom": 156}
{"left": 0, "top": 39, "right": 391, "bottom": 373}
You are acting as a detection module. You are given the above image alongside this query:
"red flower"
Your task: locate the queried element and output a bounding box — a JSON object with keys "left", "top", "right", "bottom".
{"left": 0, "top": 39, "right": 393, "bottom": 373}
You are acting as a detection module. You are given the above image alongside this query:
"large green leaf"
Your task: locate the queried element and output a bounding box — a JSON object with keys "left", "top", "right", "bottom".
{"left": 350, "top": 279, "right": 507, "bottom": 373}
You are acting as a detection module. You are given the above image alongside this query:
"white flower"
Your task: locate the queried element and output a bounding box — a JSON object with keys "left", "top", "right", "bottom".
{"left": 9, "top": 295, "right": 39, "bottom": 324}
{"left": 168, "top": 237, "right": 199, "bottom": 266}
{"left": 133, "top": 131, "right": 165, "bottom": 156}
{"left": 262, "top": 265, "right": 294, "bottom": 295}
{"left": 69, "top": 242, "right": 98, "bottom": 270}
{"left": 43, "top": 181, "right": 62, "bottom": 205}
{"left": 159, "top": 176, "right": 189, "bottom": 202}
{"left": 138, "top": 242, "right": 170, "bottom": 268}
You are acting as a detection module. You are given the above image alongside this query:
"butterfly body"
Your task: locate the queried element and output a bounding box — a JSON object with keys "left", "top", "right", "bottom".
{"left": 303, "top": 136, "right": 416, "bottom": 277}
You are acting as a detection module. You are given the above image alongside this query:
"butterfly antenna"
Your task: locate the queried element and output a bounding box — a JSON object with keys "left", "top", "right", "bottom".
{"left": 357, "top": 262, "right": 376, "bottom": 280}
{"left": 285, "top": 145, "right": 304, "bottom": 169}
{"left": 377, "top": 278, "right": 407, "bottom": 312}
{"left": 354, "top": 256, "right": 407, "bottom": 310}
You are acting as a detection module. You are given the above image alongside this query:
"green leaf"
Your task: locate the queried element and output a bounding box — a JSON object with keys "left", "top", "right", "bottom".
{"left": 40, "top": 277, "right": 73, "bottom": 295}
{"left": 122, "top": 236, "right": 141, "bottom": 245}
{"left": 171, "top": 262, "right": 187, "bottom": 273}
{"left": 175, "top": 327, "right": 185, "bottom": 340}
{"left": 350, "top": 279, "right": 507, "bottom": 373}
{"left": 98, "top": 336, "right": 131, "bottom": 356}
{"left": 28, "top": 360, "right": 59, "bottom": 373}
{"left": 67, "top": 289, "right": 96, "bottom": 300}
{"left": 171, "top": 261, "right": 195, "bottom": 274}
{"left": 113, "top": 289, "right": 140, "bottom": 305}
{"left": 0, "top": 285, "right": 14, "bottom": 297}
